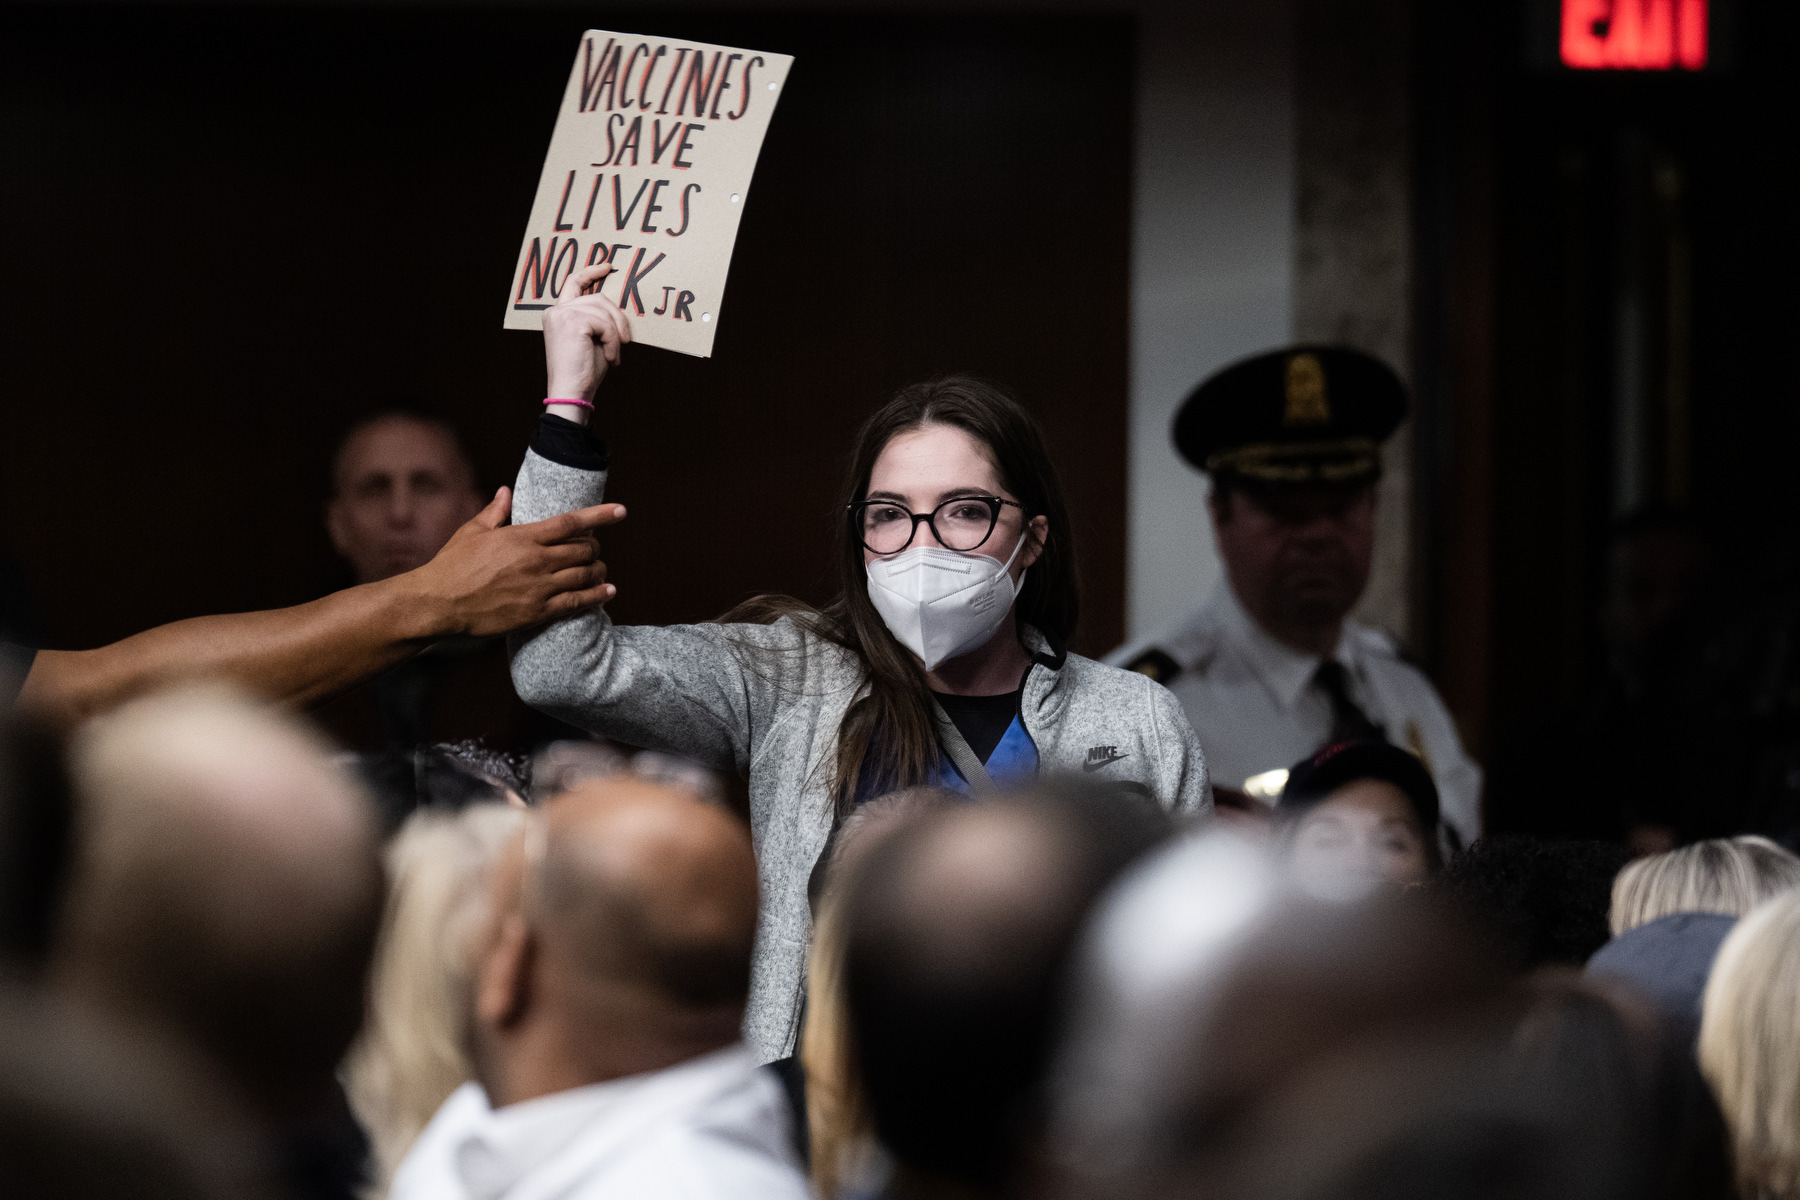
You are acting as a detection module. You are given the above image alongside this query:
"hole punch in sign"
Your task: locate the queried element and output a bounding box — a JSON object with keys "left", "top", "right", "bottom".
{"left": 504, "top": 31, "right": 795, "bottom": 358}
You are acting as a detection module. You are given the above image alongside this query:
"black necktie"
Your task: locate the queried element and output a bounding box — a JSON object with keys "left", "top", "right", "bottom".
{"left": 1313, "top": 659, "right": 1385, "bottom": 745}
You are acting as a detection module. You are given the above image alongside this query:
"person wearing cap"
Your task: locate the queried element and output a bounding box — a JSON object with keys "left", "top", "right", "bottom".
{"left": 1106, "top": 346, "right": 1480, "bottom": 846}
{"left": 1276, "top": 739, "right": 1443, "bottom": 890}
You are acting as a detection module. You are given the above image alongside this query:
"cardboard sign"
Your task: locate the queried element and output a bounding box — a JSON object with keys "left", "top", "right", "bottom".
{"left": 503, "top": 32, "right": 794, "bottom": 357}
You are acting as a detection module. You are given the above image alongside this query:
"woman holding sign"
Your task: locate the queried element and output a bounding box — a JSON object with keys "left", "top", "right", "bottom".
{"left": 509, "top": 263, "right": 1211, "bottom": 1060}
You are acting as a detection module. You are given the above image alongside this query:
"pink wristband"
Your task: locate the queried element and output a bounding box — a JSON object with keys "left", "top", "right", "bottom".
{"left": 543, "top": 397, "right": 594, "bottom": 411}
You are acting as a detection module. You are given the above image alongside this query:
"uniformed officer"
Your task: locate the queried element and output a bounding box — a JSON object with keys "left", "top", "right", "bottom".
{"left": 1107, "top": 346, "right": 1481, "bottom": 846}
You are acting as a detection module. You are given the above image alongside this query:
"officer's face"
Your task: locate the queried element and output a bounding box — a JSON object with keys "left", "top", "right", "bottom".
{"left": 1211, "top": 483, "right": 1375, "bottom": 638}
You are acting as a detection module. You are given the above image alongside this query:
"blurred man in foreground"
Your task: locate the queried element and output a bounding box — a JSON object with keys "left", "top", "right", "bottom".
{"left": 0, "top": 981, "right": 267, "bottom": 1200}
{"left": 52, "top": 686, "right": 386, "bottom": 1200}
{"left": 840, "top": 781, "right": 1169, "bottom": 1199}
{"left": 390, "top": 775, "right": 808, "bottom": 1200}
{"left": 1109, "top": 347, "right": 1479, "bottom": 845}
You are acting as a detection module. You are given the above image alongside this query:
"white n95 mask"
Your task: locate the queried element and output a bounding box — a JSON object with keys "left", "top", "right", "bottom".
{"left": 866, "top": 537, "right": 1027, "bottom": 671}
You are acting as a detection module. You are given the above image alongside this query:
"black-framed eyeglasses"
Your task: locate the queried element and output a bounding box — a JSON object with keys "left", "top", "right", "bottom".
{"left": 848, "top": 495, "right": 1026, "bottom": 555}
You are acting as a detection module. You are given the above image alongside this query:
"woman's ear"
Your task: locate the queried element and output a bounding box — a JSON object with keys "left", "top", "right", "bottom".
{"left": 1020, "top": 514, "right": 1050, "bottom": 571}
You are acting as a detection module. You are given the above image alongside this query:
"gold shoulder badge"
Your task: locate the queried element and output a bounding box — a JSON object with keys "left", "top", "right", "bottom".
{"left": 1284, "top": 352, "right": 1330, "bottom": 426}
{"left": 1404, "top": 720, "right": 1434, "bottom": 776}
{"left": 1125, "top": 649, "right": 1182, "bottom": 686}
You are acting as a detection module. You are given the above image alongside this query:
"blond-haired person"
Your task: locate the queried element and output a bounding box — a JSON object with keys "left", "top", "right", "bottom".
{"left": 344, "top": 802, "right": 525, "bottom": 1192}
{"left": 1611, "top": 837, "right": 1800, "bottom": 936}
{"left": 1700, "top": 891, "right": 1800, "bottom": 1199}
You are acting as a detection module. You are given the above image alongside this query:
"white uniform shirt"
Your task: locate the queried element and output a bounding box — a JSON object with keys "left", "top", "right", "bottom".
{"left": 1107, "top": 585, "right": 1481, "bottom": 845}
{"left": 388, "top": 1045, "right": 809, "bottom": 1200}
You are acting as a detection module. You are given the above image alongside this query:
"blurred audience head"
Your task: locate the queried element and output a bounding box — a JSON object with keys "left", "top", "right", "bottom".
{"left": 1699, "top": 890, "right": 1800, "bottom": 1200}
{"left": 807, "top": 785, "right": 955, "bottom": 916}
{"left": 1208, "top": 972, "right": 1730, "bottom": 1200}
{"left": 54, "top": 685, "right": 383, "bottom": 1123}
{"left": 1277, "top": 740, "right": 1441, "bottom": 894}
{"left": 468, "top": 774, "right": 757, "bottom": 1107}
{"left": 1508, "top": 973, "right": 1732, "bottom": 1200}
{"left": 1052, "top": 829, "right": 1501, "bottom": 1200}
{"left": 803, "top": 786, "right": 955, "bottom": 1199}
{"left": 344, "top": 800, "right": 525, "bottom": 1192}
{"left": 1052, "top": 833, "right": 1730, "bottom": 1200}
{"left": 327, "top": 409, "right": 482, "bottom": 584}
{"left": 0, "top": 982, "right": 269, "bottom": 1200}
{"left": 1435, "top": 836, "right": 1627, "bottom": 970}
{"left": 1139, "top": 898, "right": 1501, "bottom": 1197}
{"left": 1611, "top": 836, "right": 1800, "bottom": 936}
{"left": 841, "top": 777, "right": 1170, "bottom": 1196}
{"left": 1050, "top": 830, "right": 1283, "bottom": 1189}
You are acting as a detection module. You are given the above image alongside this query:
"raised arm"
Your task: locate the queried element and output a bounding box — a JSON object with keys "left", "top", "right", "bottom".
{"left": 18, "top": 487, "right": 623, "bottom": 730}
{"left": 509, "top": 264, "right": 827, "bottom": 772}
{"left": 540, "top": 261, "right": 632, "bottom": 426}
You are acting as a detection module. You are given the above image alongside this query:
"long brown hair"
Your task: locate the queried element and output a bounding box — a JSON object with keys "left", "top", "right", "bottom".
{"left": 723, "top": 376, "right": 1079, "bottom": 816}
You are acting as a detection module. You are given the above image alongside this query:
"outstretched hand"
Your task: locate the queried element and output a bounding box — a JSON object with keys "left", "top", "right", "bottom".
{"left": 544, "top": 262, "right": 635, "bottom": 407}
{"left": 408, "top": 486, "right": 626, "bottom": 638}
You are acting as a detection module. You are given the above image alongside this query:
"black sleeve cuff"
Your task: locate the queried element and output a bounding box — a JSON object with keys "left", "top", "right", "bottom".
{"left": 1, "top": 641, "right": 37, "bottom": 708}
{"left": 531, "top": 413, "right": 609, "bottom": 471}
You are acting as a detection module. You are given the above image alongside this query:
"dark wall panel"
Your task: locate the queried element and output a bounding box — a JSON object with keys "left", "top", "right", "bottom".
{"left": 0, "top": 7, "right": 1132, "bottom": 656}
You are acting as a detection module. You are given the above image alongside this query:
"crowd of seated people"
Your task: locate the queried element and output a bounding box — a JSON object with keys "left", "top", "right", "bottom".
{"left": 7, "top": 301, "right": 1800, "bottom": 1200}
{"left": 6, "top": 681, "right": 1800, "bottom": 1200}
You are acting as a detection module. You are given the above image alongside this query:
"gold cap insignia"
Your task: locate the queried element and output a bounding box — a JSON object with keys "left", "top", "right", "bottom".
{"left": 1283, "top": 352, "right": 1330, "bottom": 426}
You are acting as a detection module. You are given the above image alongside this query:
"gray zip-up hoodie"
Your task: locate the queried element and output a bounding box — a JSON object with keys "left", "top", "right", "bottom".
{"left": 509, "top": 446, "right": 1212, "bottom": 1061}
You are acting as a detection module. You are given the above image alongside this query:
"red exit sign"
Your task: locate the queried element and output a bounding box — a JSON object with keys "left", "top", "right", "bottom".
{"left": 1562, "top": 0, "right": 1708, "bottom": 69}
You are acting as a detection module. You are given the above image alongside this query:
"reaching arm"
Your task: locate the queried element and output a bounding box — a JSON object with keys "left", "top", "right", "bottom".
{"left": 17, "top": 486, "right": 625, "bottom": 730}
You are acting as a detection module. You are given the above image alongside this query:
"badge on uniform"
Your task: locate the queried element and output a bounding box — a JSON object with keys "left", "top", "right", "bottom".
{"left": 1124, "top": 649, "right": 1182, "bottom": 686}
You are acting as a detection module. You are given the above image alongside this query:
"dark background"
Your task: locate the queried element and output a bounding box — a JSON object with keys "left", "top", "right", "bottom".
{"left": 0, "top": 6, "right": 1131, "bottom": 655}
{"left": 1411, "top": 0, "right": 1800, "bottom": 837}
{"left": 1414, "top": 0, "right": 1800, "bottom": 750}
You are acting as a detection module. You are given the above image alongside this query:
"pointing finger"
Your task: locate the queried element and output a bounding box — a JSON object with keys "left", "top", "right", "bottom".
{"left": 534, "top": 503, "right": 627, "bottom": 543}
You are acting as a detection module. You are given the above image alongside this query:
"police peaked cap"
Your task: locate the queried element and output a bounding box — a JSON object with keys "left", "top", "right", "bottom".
{"left": 1172, "top": 346, "right": 1407, "bottom": 487}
